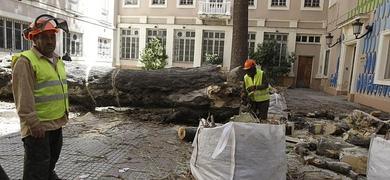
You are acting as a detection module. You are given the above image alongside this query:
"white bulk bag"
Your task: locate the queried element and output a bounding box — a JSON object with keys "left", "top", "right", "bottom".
{"left": 367, "top": 136, "right": 390, "bottom": 179}
{"left": 268, "top": 93, "right": 288, "bottom": 119}
{"left": 190, "top": 122, "right": 286, "bottom": 180}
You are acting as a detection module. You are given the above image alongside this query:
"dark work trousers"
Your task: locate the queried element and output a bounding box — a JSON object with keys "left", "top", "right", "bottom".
{"left": 22, "top": 128, "right": 62, "bottom": 180}
{"left": 0, "top": 164, "right": 9, "bottom": 180}
{"left": 249, "top": 100, "right": 270, "bottom": 120}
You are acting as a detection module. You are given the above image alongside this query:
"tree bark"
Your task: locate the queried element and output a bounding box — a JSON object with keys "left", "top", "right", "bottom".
{"left": 230, "top": 0, "right": 248, "bottom": 70}
{"left": 0, "top": 63, "right": 241, "bottom": 123}
{"left": 66, "top": 63, "right": 228, "bottom": 109}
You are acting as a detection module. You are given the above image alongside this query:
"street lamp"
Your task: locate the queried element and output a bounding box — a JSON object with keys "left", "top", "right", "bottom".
{"left": 352, "top": 19, "right": 373, "bottom": 39}
{"left": 325, "top": 33, "right": 341, "bottom": 48}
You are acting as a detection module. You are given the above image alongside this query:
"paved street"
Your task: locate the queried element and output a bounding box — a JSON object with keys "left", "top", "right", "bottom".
{"left": 0, "top": 89, "right": 388, "bottom": 179}
{"left": 0, "top": 105, "right": 192, "bottom": 179}
{"left": 285, "top": 88, "right": 376, "bottom": 114}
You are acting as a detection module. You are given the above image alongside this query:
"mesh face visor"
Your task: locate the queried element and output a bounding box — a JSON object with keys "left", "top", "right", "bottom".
{"left": 23, "top": 14, "right": 69, "bottom": 40}
{"left": 36, "top": 17, "right": 69, "bottom": 33}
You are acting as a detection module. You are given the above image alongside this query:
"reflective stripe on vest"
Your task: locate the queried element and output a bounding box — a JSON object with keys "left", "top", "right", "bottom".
{"left": 13, "top": 50, "right": 68, "bottom": 121}
{"left": 35, "top": 79, "right": 67, "bottom": 90}
{"left": 35, "top": 93, "right": 69, "bottom": 103}
{"left": 244, "top": 69, "right": 270, "bottom": 102}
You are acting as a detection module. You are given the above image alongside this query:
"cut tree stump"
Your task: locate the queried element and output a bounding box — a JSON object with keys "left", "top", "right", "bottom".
{"left": 178, "top": 127, "right": 197, "bottom": 142}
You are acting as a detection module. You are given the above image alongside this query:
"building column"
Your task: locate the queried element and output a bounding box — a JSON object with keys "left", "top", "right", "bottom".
{"left": 316, "top": 40, "right": 327, "bottom": 78}
{"left": 166, "top": 27, "right": 174, "bottom": 67}
{"left": 223, "top": 27, "right": 233, "bottom": 69}
{"left": 114, "top": 28, "right": 121, "bottom": 67}
{"left": 137, "top": 26, "right": 147, "bottom": 67}
{"left": 193, "top": 28, "right": 203, "bottom": 67}
{"left": 287, "top": 32, "right": 297, "bottom": 76}
{"left": 287, "top": 31, "right": 297, "bottom": 55}
{"left": 255, "top": 30, "right": 264, "bottom": 47}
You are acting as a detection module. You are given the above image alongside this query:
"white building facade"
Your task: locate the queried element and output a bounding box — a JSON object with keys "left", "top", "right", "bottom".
{"left": 0, "top": 0, "right": 115, "bottom": 66}
{"left": 117, "top": 0, "right": 328, "bottom": 89}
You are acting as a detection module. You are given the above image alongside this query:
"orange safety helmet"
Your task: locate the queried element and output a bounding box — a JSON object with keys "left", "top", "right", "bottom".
{"left": 243, "top": 59, "right": 256, "bottom": 70}
{"left": 23, "top": 14, "right": 69, "bottom": 40}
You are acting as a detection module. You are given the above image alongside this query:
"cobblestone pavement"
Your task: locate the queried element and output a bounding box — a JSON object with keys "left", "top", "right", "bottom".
{"left": 1, "top": 88, "right": 386, "bottom": 179}
{"left": 0, "top": 102, "right": 19, "bottom": 136}
{"left": 0, "top": 105, "right": 192, "bottom": 179}
{"left": 285, "top": 88, "right": 377, "bottom": 114}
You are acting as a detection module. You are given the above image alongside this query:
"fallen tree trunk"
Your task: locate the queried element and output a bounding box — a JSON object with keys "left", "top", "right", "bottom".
{"left": 65, "top": 63, "right": 228, "bottom": 109}
{"left": 0, "top": 63, "right": 241, "bottom": 123}
{"left": 306, "top": 156, "right": 358, "bottom": 179}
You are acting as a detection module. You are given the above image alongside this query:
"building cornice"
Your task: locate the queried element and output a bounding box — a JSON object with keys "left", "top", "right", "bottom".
{"left": 337, "top": 15, "right": 370, "bottom": 29}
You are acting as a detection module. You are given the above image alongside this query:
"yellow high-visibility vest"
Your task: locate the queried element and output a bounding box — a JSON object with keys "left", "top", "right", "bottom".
{"left": 12, "top": 50, "right": 68, "bottom": 121}
{"left": 244, "top": 69, "right": 270, "bottom": 102}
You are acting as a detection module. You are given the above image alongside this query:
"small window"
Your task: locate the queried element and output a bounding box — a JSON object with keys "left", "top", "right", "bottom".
{"left": 315, "top": 36, "right": 321, "bottom": 43}
{"left": 296, "top": 34, "right": 321, "bottom": 44}
{"left": 296, "top": 35, "right": 301, "bottom": 42}
{"left": 308, "top": 36, "right": 314, "bottom": 42}
{"left": 186, "top": 31, "right": 191, "bottom": 37}
{"left": 248, "top": 32, "right": 256, "bottom": 53}
{"left": 271, "top": 0, "right": 287, "bottom": 7}
{"left": 179, "top": 0, "right": 193, "bottom": 5}
{"left": 301, "top": 36, "right": 307, "bottom": 42}
{"left": 151, "top": 0, "right": 165, "bottom": 5}
{"left": 98, "top": 37, "right": 111, "bottom": 59}
{"left": 304, "top": 0, "right": 320, "bottom": 7}
{"left": 124, "top": 0, "right": 138, "bottom": 5}
{"left": 63, "top": 32, "right": 83, "bottom": 57}
{"left": 248, "top": 0, "right": 255, "bottom": 7}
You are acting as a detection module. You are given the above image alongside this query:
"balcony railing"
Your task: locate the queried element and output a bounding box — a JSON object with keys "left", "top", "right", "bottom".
{"left": 198, "top": 1, "right": 231, "bottom": 16}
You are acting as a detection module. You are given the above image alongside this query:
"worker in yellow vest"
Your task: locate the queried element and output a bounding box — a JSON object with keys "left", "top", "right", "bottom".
{"left": 242, "top": 59, "right": 270, "bottom": 120}
{"left": 12, "top": 14, "right": 69, "bottom": 180}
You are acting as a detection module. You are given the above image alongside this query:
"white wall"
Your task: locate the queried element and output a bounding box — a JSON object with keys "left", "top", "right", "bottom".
{"left": 0, "top": 0, "right": 115, "bottom": 66}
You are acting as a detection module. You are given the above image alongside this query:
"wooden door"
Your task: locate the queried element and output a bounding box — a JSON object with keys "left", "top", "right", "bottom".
{"left": 296, "top": 56, "right": 313, "bottom": 88}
